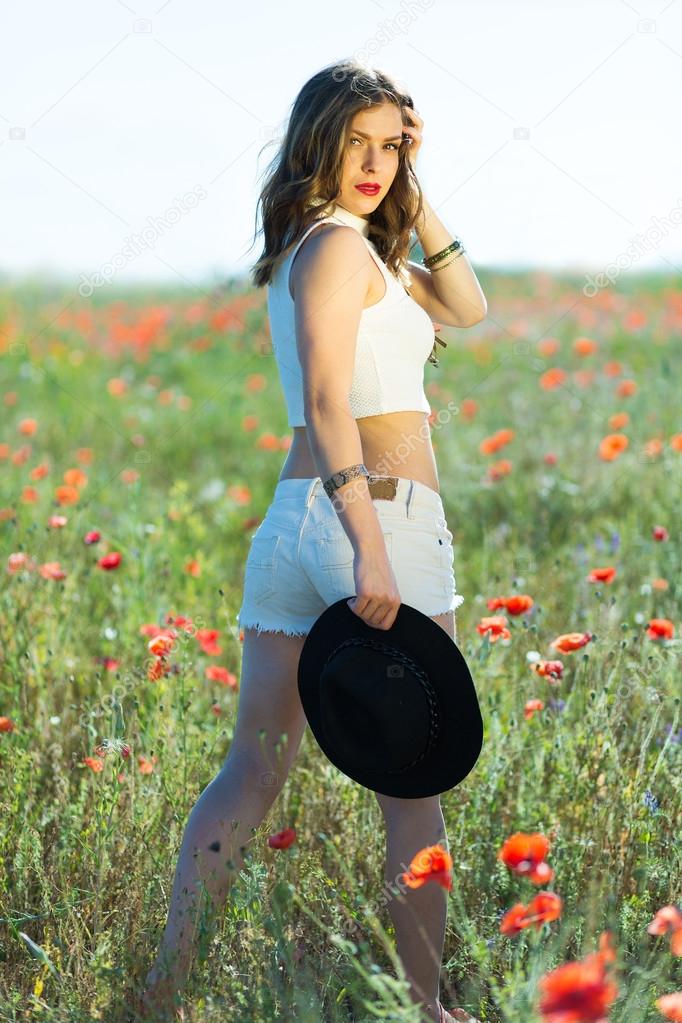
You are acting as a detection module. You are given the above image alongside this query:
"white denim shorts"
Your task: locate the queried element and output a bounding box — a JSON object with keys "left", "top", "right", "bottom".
{"left": 237, "top": 475, "right": 465, "bottom": 637}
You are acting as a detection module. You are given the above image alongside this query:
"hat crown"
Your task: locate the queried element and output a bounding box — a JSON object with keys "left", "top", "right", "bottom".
{"left": 319, "top": 641, "right": 438, "bottom": 774}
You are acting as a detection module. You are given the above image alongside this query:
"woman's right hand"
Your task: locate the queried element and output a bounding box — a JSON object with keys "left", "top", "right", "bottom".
{"left": 346, "top": 545, "right": 401, "bottom": 630}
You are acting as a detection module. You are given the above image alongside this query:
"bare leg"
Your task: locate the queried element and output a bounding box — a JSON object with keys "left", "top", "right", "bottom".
{"left": 373, "top": 609, "right": 477, "bottom": 1023}
{"left": 377, "top": 793, "right": 448, "bottom": 1021}
{"left": 140, "top": 751, "right": 286, "bottom": 1010}
{"left": 138, "top": 628, "right": 310, "bottom": 1020}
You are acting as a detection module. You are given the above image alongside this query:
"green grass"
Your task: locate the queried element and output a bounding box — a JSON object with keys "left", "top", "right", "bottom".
{"left": 0, "top": 269, "right": 680, "bottom": 1022}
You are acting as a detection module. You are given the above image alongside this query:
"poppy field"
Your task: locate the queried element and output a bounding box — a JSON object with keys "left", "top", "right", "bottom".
{"left": 1, "top": 268, "right": 680, "bottom": 1022}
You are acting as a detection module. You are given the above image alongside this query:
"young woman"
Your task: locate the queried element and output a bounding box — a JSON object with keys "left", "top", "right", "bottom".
{"left": 138, "top": 61, "right": 486, "bottom": 1023}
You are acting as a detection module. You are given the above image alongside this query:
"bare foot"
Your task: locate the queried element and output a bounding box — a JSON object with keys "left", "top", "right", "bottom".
{"left": 439, "top": 1002, "right": 481, "bottom": 1023}
{"left": 126, "top": 982, "right": 185, "bottom": 1022}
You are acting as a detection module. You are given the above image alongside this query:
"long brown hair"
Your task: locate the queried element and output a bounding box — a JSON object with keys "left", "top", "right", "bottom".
{"left": 250, "top": 60, "right": 423, "bottom": 289}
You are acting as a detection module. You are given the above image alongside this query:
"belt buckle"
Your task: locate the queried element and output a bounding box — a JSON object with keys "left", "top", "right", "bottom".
{"left": 367, "top": 475, "right": 398, "bottom": 500}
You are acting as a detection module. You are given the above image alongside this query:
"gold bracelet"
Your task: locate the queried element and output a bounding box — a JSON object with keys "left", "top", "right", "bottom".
{"left": 430, "top": 248, "right": 467, "bottom": 271}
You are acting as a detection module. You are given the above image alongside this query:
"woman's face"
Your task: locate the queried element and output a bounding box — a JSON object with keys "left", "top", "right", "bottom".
{"left": 338, "top": 102, "right": 404, "bottom": 218}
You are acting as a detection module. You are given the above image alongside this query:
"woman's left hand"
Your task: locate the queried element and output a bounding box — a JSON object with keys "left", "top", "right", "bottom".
{"left": 401, "top": 106, "right": 424, "bottom": 168}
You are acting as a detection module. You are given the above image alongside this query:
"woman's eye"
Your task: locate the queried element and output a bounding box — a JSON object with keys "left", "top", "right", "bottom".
{"left": 350, "top": 138, "right": 398, "bottom": 150}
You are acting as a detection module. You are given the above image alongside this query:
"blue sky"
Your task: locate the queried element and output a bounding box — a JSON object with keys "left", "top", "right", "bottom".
{"left": 2, "top": 0, "right": 681, "bottom": 287}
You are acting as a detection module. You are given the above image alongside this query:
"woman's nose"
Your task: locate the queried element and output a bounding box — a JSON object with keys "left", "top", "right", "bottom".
{"left": 362, "top": 148, "right": 383, "bottom": 172}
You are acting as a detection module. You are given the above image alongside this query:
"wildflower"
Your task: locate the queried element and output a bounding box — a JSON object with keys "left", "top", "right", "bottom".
{"left": 488, "top": 459, "right": 512, "bottom": 480}
{"left": 598, "top": 433, "right": 628, "bottom": 461}
{"left": 647, "top": 905, "right": 682, "bottom": 956}
{"left": 93, "top": 738, "right": 131, "bottom": 759}
{"left": 63, "top": 468, "right": 87, "bottom": 488}
{"left": 97, "top": 552, "right": 122, "bottom": 570}
{"left": 138, "top": 754, "right": 158, "bottom": 775}
{"left": 196, "top": 628, "right": 222, "bottom": 657}
{"left": 539, "top": 368, "right": 566, "bottom": 391}
{"left": 268, "top": 827, "right": 296, "bottom": 850}
{"left": 476, "top": 616, "right": 511, "bottom": 642}
{"left": 587, "top": 567, "right": 617, "bottom": 584}
{"left": 488, "top": 594, "right": 534, "bottom": 615}
{"left": 550, "top": 632, "right": 592, "bottom": 653}
{"left": 500, "top": 891, "right": 563, "bottom": 936}
{"left": 54, "top": 484, "right": 80, "bottom": 505}
{"left": 537, "top": 931, "right": 618, "bottom": 1022}
{"left": 646, "top": 619, "right": 674, "bottom": 642}
{"left": 148, "top": 633, "right": 175, "bottom": 658}
{"left": 498, "top": 832, "right": 554, "bottom": 885}
{"left": 401, "top": 843, "right": 453, "bottom": 892}
{"left": 205, "top": 665, "right": 237, "bottom": 687}
{"left": 573, "top": 336, "right": 598, "bottom": 356}
{"left": 8, "top": 552, "right": 36, "bottom": 574}
{"left": 524, "top": 699, "right": 545, "bottom": 721}
{"left": 643, "top": 789, "right": 659, "bottom": 814}
{"left": 655, "top": 991, "right": 682, "bottom": 1021}
{"left": 480, "top": 429, "right": 515, "bottom": 455}
{"left": 39, "top": 562, "right": 67, "bottom": 581}
{"left": 531, "top": 660, "right": 564, "bottom": 681}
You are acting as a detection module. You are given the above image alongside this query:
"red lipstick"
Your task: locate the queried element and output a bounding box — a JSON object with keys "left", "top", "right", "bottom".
{"left": 355, "top": 183, "right": 381, "bottom": 195}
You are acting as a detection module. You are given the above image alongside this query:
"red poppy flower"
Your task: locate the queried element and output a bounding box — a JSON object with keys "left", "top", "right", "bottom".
{"left": 498, "top": 832, "right": 554, "bottom": 885}
{"left": 656, "top": 991, "right": 682, "bottom": 1020}
{"left": 97, "top": 552, "right": 122, "bottom": 570}
{"left": 487, "top": 594, "right": 534, "bottom": 615}
{"left": 537, "top": 930, "right": 618, "bottom": 1021}
{"left": 646, "top": 619, "right": 674, "bottom": 641}
{"left": 587, "top": 567, "right": 616, "bottom": 584}
{"left": 196, "top": 628, "right": 223, "bottom": 657}
{"left": 401, "top": 844, "right": 453, "bottom": 891}
{"left": 524, "top": 699, "right": 545, "bottom": 721}
{"left": 268, "top": 827, "right": 296, "bottom": 850}
{"left": 476, "top": 616, "right": 511, "bottom": 642}
{"left": 550, "top": 632, "right": 592, "bottom": 653}
{"left": 647, "top": 905, "right": 682, "bottom": 956}
{"left": 205, "top": 665, "right": 237, "bottom": 687}
{"left": 500, "top": 903, "right": 533, "bottom": 936}
{"left": 531, "top": 660, "right": 564, "bottom": 680}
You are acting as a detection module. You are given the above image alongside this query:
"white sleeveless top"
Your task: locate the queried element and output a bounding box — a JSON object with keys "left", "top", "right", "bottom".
{"left": 267, "top": 202, "right": 435, "bottom": 428}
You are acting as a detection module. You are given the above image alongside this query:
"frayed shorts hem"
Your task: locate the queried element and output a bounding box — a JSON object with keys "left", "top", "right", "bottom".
{"left": 238, "top": 619, "right": 313, "bottom": 637}
{"left": 238, "top": 593, "right": 464, "bottom": 638}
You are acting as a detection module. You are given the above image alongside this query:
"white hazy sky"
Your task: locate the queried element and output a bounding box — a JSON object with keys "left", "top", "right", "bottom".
{"left": 2, "top": 0, "right": 681, "bottom": 288}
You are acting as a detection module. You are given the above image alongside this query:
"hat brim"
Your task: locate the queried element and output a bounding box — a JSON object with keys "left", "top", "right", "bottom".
{"left": 298, "top": 598, "right": 483, "bottom": 798}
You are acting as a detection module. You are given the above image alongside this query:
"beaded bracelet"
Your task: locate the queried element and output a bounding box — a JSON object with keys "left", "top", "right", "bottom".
{"left": 423, "top": 239, "right": 462, "bottom": 269}
{"left": 431, "top": 247, "right": 467, "bottom": 271}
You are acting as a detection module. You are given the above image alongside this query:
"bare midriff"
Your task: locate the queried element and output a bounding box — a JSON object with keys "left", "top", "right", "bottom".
{"left": 278, "top": 411, "right": 440, "bottom": 496}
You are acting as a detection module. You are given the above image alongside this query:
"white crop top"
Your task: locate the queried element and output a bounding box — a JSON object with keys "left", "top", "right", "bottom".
{"left": 266, "top": 202, "right": 436, "bottom": 428}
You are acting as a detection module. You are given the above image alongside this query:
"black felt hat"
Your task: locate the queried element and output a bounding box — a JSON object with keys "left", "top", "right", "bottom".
{"left": 297, "top": 598, "right": 484, "bottom": 798}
